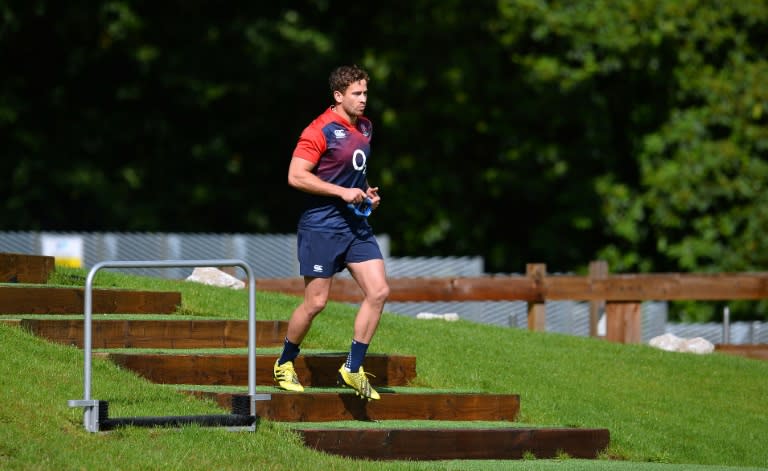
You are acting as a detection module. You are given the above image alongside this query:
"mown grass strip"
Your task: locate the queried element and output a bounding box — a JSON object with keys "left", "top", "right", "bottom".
{"left": 1, "top": 266, "right": 767, "bottom": 469}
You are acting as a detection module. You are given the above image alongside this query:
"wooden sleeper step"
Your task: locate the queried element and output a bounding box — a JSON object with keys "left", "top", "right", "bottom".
{"left": 0, "top": 286, "right": 181, "bottom": 314}
{"left": 18, "top": 319, "right": 287, "bottom": 348}
{"left": 191, "top": 391, "right": 520, "bottom": 422}
{"left": 106, "top": 352, "right": 416, "bottom": 387}
{"left": 0, "top": 253, "right": 55, "bottom": 283}
{"left": 295, "top": 427, "right": 611, "bottom": 460}
{"left": 715, "top": 344, "right": 768, "bottom": 361}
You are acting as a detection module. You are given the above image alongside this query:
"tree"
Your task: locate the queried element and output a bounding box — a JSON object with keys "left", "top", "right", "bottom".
{"left": 597, "top": 2, "right": 768, "bottom": 320}
{"left": 3, "top": 1, "right": 768, "bottom": 323}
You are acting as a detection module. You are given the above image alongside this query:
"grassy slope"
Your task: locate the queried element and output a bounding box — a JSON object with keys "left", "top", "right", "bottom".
{"left": 1, "top": 268, "right": 766, "bottom": 470}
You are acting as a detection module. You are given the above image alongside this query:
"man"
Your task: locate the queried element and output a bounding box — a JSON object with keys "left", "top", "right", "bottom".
{"left": 273, "top": 65, "right": 389, "bottom": 401}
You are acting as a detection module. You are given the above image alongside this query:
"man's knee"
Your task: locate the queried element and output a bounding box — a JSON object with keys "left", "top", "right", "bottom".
{"left": 304, "top": 296, "right": 328, "bottom": 315}
{"left": 367, "top": 282, "right": 389, "bottom": 305}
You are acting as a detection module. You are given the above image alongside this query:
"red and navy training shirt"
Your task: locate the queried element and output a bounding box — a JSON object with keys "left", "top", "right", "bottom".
{"left": 292, "top": 107, "right": 373, "bottom": 233}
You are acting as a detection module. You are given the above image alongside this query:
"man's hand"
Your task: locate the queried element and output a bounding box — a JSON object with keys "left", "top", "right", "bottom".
{"left": 366, "top": 186, "right": 381, "bottom": 210}
{"left": 341, "top": 187, "right": 368, "bottom": 204}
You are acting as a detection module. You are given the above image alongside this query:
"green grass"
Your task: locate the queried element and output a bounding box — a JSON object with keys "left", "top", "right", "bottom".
{"left": 1, "top": 267, "right": 767, "bottom": 470}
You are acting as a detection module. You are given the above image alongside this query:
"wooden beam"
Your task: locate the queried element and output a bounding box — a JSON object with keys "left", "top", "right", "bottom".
{"left": 296, "top": 427, "right": 610, "bottom": 460}
{"left": 544, "top": 273, "right": 768, "bottom": 301}
{"left": 190, "top": 391, "right": 520, "bottom": 422}
{"left": 257, "top": 276, "right": 541, "bottom": 302}
{"left": 106, "top": 352, "right": 417, "bottom": 386}
{"left": 605, "top": 301, "right": 642, "bottom": 344}
{"left": 526, "top": 264, "right": 546, "bottom": 331}
{"left": 0, "top": 286, "right": 181, "bottom": 314}
{"left": 257, "top": 272, "right": 768, "bottom": 302}
{"left": 19, "top": 319, "right": 287, "bottom": 348}
{"left": 0, "top": 253, "right": 55, "bottom": 283}
{"left": 715, "top": 344, "right": 768, "bottom": 361}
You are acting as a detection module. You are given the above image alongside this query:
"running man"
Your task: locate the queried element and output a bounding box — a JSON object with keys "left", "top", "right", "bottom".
{"left": 273, "top": 64, "right": 389, "bottom": 401}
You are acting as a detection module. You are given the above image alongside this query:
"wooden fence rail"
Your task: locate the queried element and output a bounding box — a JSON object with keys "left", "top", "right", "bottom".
{"left": 256, "top": 263, "right": 768, "bottom": 344}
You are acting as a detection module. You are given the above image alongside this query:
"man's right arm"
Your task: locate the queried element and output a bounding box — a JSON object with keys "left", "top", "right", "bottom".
{"left": 288, "top": 157, "right": 365, "bottom": 204}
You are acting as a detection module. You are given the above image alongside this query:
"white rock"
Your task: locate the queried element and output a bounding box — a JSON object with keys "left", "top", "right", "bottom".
{"left": 416, "top": 312, "right": 460, "bottom": 322}
{"left": 681, "top": 337, "right": 715, "bottom": 354}
{"left": 649, "top": 333, "right": 684, "bottom": 352}
{"left": 649, "top": 333, "right": 714, "bottom": 354}
{"left": 185, "top": 267, "right": 245, "bottom": 289}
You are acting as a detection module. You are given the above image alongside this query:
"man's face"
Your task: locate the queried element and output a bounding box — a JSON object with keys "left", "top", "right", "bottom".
{"left": 337, "top": 80, "right": 367, "bottom": 119}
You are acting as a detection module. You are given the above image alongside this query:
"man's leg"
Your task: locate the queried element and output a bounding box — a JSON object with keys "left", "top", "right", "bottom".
{"left": 347, "top": 258, "right": 389, "bottom": 344}
{"left": 274, "top": 276, "right": 333, "bottom": 392}
{"left": 285, "top": 276, "right": 334, "bottom": 345}
{"left": 338, "top": 259, "right": 389, "bottom": 400}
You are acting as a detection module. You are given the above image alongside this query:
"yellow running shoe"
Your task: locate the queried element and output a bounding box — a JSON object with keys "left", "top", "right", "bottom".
{"left": 273, "top": 360, "right": 304, "bottom": 392}
{"left": 338, "top": 364, "right": 380, "bottom": 400}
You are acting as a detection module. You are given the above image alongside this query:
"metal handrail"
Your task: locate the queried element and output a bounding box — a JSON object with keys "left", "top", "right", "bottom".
{"left": 68, "top": 259, "right": 270, "bottom": 432}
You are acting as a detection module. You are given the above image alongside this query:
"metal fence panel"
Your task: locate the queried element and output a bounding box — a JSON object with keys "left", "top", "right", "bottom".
{"left": 387, "top": 299, "right": 668, "bottom": 343}
{"left": 668, "top": 321, "right": 767, "bottom": 344}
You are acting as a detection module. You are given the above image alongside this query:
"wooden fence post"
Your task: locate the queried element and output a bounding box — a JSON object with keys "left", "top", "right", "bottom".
{"left": 526, "top": 263, "right": 547, "bottom": 332}
{"left": 588, "top": 260, "right": 608, "bottom": 338}
{"left": 605, "top": 301, "right": 642, "bottom": 343}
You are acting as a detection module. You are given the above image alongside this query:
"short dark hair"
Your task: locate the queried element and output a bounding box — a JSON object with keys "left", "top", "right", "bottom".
{"left": 329, "top": 65, "right": 370, "bottom": 95}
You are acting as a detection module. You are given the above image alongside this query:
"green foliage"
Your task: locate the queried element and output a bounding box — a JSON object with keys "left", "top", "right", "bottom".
{"left": 567, "top": 1, "right": 768, "bottom": 320}
{"left": 2, "top": 2, "right": 768, "bottom": 321}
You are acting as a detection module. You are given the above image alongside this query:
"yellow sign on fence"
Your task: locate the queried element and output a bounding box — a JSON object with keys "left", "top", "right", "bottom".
{"left": 41, "top": 235, "right": 84, "bottom": 268}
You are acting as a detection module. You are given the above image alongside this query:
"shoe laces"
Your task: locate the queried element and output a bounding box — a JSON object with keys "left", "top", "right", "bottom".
{"left": 351, "top": 367, "right": 376, "bottom": 392}
{"left": 359, "top": 367, "right": 376, "bottom": 381}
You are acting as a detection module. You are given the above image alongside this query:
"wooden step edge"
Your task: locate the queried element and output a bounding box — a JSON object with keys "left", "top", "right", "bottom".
{"left": 16, "top": 318, "right": 287, "bottom": 324}
{"left": 103, "top": 351, "right": 413, "bottom": 359}
{"left": 0, "top": 285, "right": 181, "bottom": 314}
{"left": 0, "top": 253, "right": 55, "bottom": 284}
{"left": 16, "top": 319, "right": 287, "bottom": 349}
{"left": 105, "top": 352, "right": 417, "bottom": 387}
{"left": 715, "top": 344, "right": 768, "bottom": 361}
{"left": 295, "top": 427, "right": 610, "bottom": 460}
{"left": 188, "top": 390, "right": 520, "bottom": 422}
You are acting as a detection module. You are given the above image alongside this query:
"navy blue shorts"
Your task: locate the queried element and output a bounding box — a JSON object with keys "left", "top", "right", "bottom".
{"left": 297, "top": 229, "right": 383, "bottom": 278}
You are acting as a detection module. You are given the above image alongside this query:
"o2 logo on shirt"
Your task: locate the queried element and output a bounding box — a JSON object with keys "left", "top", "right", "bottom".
{"left": 352, "top": 149, "right": 367, "bottom": 175}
